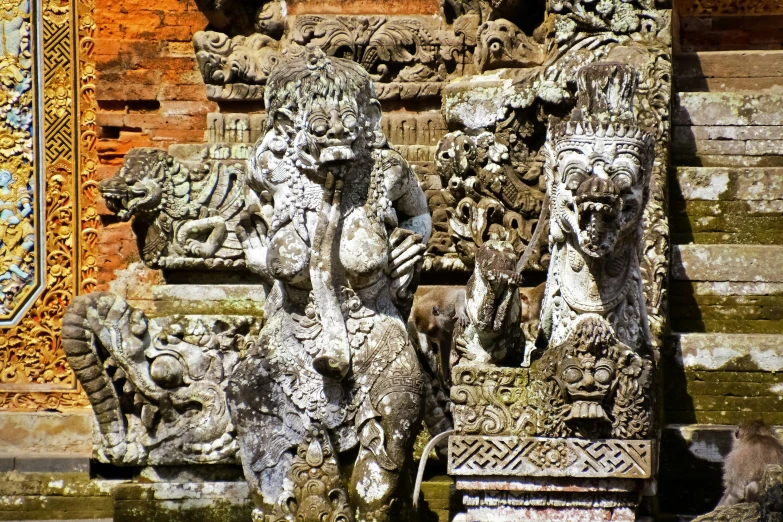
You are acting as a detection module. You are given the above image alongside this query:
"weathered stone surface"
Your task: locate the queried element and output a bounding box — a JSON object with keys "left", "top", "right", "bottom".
{"left": 0, "top": 412, "right": 92, "bottom": 455}
{"left": 0, "top": 472, "right": 120, "bottom": 522}
{"left": 672, "top": 245, "right": 783, "bottom": 283}
{"left": 674, "top": 51, "right": 783, "bottom": 81}
{"left": 225, "top": 48, "right": 434, "bottom": 522}
{"left": 674, "top": 93, "right": 783, "bottom": 126}
{"left": 670, "top": 333, "right": 783, "bottom": 372}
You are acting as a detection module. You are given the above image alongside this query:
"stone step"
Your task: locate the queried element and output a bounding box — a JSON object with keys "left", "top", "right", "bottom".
{"left": 674, "top": 50, "right": 783, "bottom": 92}
{"left": 673, "top": 125, "right": 783, "bottom": 159}
{"left": 672, "top": 244, "right": 783, "bottom": 282}
{"left": 664, "top": 333, "right": 783, "bottom": 424}
{"left": 678, "top": 15, "right": 783, "bottom": 54}
{"left": 674, "top": 92, "right": 783, "bottom": 126}
{"left": 670, "top": 167, "right": 783, "bottom": 244}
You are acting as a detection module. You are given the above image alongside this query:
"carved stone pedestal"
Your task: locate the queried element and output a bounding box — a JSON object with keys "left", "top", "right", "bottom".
{"left": 449, "top": 436, "right": 655, "bottom": 522}
{"left": 452, "top": 476, "right": 645, "bottom": 522}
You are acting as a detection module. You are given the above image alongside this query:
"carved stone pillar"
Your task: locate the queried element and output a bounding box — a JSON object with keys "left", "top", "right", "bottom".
{"left": 448, "top": 62, "right": 661, "bottom": 522}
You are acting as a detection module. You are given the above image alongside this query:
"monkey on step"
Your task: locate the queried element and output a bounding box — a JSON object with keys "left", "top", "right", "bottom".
{"left": 719, "top": 418, "right": 783, "bottom": 507}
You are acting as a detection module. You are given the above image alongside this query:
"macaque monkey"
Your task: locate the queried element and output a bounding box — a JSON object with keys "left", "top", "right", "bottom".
{"left": 410, "top": 287, "right": 468, "bottom": 385}
{"left": 719, "top": 418, "right": 783, "bottom": 506}
{"left": 519, "top": 282, "right": 546, "bottom": 323}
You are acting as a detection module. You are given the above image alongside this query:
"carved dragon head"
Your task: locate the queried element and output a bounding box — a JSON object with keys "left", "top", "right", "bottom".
{"left": 545, "top": 63, "right": 653, "bottom": 259}
{"left": 100, "top": 148, "right": 192, "bottom": 223}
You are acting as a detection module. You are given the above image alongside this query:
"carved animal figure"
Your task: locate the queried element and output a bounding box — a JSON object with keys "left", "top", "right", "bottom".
{"left": 452, "top": 239, "right": 525, "bottom": 367}
{"left": 99, "top": 149, "right": 246, "bottom": 269}
{"left": 541, "top": 63, "right": 655, "bottom": 354}
{"left": 61, "top": 292, "right": 253, "bottom": 465}
{"left": 227, "top": 47, "right": 432, "bottom": 522}
{"left": 719, "top": 419, "right": 783, "bottom": 507}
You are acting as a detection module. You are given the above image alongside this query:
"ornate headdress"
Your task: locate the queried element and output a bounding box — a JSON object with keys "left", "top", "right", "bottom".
{"left": 549, "top": 62, "right": 654, "bottom": 159}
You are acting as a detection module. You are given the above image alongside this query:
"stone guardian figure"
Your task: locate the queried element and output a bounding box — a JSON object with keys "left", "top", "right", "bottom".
{"left": 226, "top": 46, "right": 433, "bottom": 522}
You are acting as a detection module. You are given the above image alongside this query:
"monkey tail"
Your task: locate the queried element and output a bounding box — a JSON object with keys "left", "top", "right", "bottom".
{"left": 413, "top": 429, "right": 453, "bottom": 509}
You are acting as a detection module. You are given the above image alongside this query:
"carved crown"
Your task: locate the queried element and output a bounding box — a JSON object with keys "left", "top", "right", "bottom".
{"left": 550, "top": 62, "right": 654, "bottom": 156}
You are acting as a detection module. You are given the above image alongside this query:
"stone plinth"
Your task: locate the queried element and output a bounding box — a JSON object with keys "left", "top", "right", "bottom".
{"left": 453, "top": 476, "right": 649, "bottom": 522}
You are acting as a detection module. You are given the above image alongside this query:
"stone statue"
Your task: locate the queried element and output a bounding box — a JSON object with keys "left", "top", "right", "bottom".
{"left": 99, "top": 149, "right": 248, "bottom": 270}
{"left": 541, "top": 62, "right": 654, "bottom": 356}
{"left": 226, "top": 46, "right": 432, "bottom": 522}
{"left": 62, "top": 292, "right": 254, "bottom": 465}
{"left": 448, "top": 63, "right": 658, "bottom": 522}
{"left": 532, "top": 62, "right": 655, "bottom": 438}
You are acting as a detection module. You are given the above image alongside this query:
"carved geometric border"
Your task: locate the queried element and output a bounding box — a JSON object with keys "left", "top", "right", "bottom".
{"left": 0, "top": 0, "right": 95, "bottom": 410}
{"left": 448, "top": 436, "right": 654, "bottom": 479}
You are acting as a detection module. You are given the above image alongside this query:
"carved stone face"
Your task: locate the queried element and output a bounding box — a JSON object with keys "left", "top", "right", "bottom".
{"left": 99, "top": 148, "right": 167, "bottom": 222}
{"left": 553, "top": 134, "right": 649, "bottom": 258}
{"left": 558, "top": 351, "right": 615, "bottom": 422}
{"left": 261, "top": 47, "right": 382, "bottom": 174}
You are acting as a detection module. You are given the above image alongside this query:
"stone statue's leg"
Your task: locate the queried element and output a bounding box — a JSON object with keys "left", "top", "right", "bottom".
{"left": 227, "top": 350, "right": 299, "bottom": 517}
{"left": 351, "top": 347, "right": 424, "bottom": 522}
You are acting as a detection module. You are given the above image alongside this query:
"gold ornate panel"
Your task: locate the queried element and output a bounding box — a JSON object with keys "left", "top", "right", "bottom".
{"left": 0, "top": 0, "right": 95, "bottom": 410}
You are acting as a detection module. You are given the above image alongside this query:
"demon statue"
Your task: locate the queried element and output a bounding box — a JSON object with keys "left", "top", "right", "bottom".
{"left": 541, "top": 62, "right": 654, "bottom": 355}
{"left": 531, "top": 62, "right": 656, "bottom": 438}
{"left": 226, "top": 46, "right": 432, "bottom": 522}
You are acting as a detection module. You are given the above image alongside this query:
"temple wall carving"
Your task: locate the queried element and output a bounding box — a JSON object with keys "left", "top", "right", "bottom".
{"left": 0, "top": 0, "right": 97, "bottom": 411}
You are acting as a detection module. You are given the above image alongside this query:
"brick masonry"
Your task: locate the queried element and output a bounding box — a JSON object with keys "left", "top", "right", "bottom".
{"left": 94, "top": 0, "right": 215, "bottom": 290}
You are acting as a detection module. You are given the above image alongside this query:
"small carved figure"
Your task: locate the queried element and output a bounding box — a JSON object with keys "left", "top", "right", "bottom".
{"left": 474, "top": 18, "right": 544, "bottom": 72}
{"left": 719, "top": 419, "right": 783, "bottom": 507}
{"left": 99, "top": 149, "right": 247, "bottom": 269}
{"left": 452, "top": 239, "right": 525, "bottom": 367}
{"left": 227, "top": 47, "right": 432, "bottom": 522}
{"left": 0, "top": 169, "right": 34, "bottom": 286}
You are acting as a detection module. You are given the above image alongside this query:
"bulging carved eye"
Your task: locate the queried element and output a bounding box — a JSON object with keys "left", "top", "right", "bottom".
{"left": 310, "top": 116, "right": 328, "bottom": 137}
{"left": 594, "top": 368, "right": 612, "bottom": 384}
{"left": 564, "top": 367, "right": 582, "bottom": 384}
{"left": 613, "top": 172, "right": 633, "bottom": 191}
{"left": 342, "top": 110, "right": 357, "bottom": 130}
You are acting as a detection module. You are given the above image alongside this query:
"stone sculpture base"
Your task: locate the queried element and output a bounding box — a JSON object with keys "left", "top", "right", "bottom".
{"left": 114, "top": 481, "right": 252, "bottom": 522}
{"left": 449, "top": 436, "right": 655, "bottom": 522}
{"left": 453, "top": 476, "right": 647, "bottom": 522}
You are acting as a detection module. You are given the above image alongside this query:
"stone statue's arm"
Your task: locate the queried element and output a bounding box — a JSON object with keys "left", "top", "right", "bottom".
{"left": 235, "top": 189, "right": 272, "bottom": 282}
{"left": 388, "top": 161, "right": 432, "bottom": 243}
{"left": 386, "top": 158, "right": 432, "bottom": 303}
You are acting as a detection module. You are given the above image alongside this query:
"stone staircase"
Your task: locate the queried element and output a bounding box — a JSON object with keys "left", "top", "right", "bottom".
{"left": 659, "top": 49, "right": 783, "bottom": 516}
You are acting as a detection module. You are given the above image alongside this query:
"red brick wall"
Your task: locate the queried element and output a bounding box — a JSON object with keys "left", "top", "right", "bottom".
{"left": 93, "top": 0, "right": 214, "bottom": 290}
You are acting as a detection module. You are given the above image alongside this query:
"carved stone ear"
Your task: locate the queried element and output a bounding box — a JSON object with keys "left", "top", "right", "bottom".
{"left": 366, "top": 100, "right": 382, "bottom": 129}
{"left": 272, "top": 108, "right": 294, "bottom": 136}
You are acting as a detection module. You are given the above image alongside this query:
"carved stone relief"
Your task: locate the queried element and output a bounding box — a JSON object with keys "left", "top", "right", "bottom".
{"left": 62, "top": 292, "right": 256, "bottom": 465}
{"left": 446, "top": 59, "right": 665, "bottom": 521}
{"left": 99, "top": 149, "right": 249, "bottom": 270}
